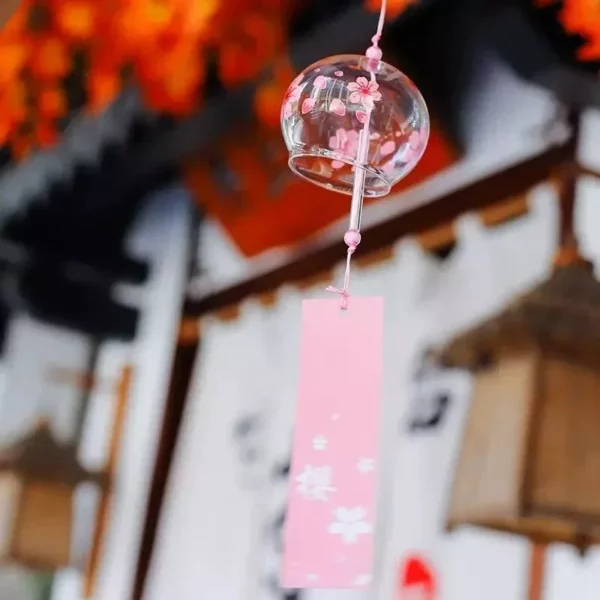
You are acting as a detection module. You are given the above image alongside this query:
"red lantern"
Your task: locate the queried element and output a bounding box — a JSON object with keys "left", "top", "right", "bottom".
{"left": 397, "top": 555, "right": 437, "bottom": 600}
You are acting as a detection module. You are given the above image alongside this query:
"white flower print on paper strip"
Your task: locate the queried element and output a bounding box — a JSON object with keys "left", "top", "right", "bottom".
{"left": 347, "top": 76, "right": 382, "bottom": 108}
{"left": 357, "top": 458, "right": 375, "bottom": 473}
{"left": 296, "top": 465, "right": 336, "bottom": 501}
{"left": 312, "top": 435, "right": 328, "bottom": 451}
{"left": 328, "top": 506, "right": 373, "bottom": 544}
{"left": 353, "top": 574, "right": 372, "bottom": 587}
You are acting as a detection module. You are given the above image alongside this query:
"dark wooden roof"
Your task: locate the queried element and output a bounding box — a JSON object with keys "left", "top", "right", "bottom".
{"left": 438, "top": 261, "right": 600, "bottom": 368}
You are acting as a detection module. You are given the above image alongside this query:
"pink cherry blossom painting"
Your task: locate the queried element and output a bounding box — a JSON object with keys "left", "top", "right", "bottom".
{"left": 302, "top": 98, "right": 316, "bottom": 114}
{"left": 356, "top": 110, "right": 368, "bottom": 124}
{"left": 314, "top": 75, "right": 328, "bottom": 89}
{"left": 329, "top": 98, "right": 346, "bottom": 116}
{"left": 347, "top": 76, "right": 382, "bottom": 108}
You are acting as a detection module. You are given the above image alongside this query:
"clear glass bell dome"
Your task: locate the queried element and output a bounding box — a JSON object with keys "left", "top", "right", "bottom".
{"left": 281, "top": 54, "right": 429, "bottom": 197}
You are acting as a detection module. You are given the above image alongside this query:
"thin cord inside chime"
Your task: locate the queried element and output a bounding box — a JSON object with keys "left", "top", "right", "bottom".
{"left": 326, "top": 0, "right": 387, "bottom": 310}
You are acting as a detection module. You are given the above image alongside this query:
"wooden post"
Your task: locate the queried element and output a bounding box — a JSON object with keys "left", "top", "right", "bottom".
{"left": 83, "top": 366, "right": 133, "bottom": 598}
{"left": 527, "top": 543, "right": 547, "bottom": 600}
{"left": 131, "top": 211, "right": 203, "bottom": 600}
{"left": 553, "top": 108, "right": 583, "bottom": 268}
{"left": 131, "top": 320, "right": 200, "bottom": 600}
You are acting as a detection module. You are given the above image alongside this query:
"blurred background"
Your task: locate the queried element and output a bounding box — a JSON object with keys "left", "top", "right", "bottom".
{"left": 1, "top": 0, "right": 600, "bottom": 599}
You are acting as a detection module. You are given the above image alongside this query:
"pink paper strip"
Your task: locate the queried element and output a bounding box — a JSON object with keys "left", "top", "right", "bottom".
{"left": 282, "top": 297, "right": 384, "bottom": 590}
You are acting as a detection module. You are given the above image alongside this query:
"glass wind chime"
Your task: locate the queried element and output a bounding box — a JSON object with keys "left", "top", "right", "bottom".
{"left": 280, "top": 0, "right": 429, "bottom": 307}
{"left": 280, "top": 0, "right": 431, "bottom": 592}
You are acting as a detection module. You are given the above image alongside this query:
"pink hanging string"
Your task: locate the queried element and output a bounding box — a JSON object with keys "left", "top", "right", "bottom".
{"left": 326, "top": 0, "right": 387, "bottom": 310}
{"left": 326, "top": 229, "right": 362, "bottom": 310}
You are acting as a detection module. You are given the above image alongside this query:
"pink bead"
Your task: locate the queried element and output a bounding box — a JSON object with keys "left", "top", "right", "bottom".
{"left": 366, "top": 46, "right": 382, "bottom": 61}
{"left": 344, "top": 229, "right": 362, "bottom": 248}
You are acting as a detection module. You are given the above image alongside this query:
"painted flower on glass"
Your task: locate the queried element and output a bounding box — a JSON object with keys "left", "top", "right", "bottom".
{"left": 313, "top": 75, "right": 327, "bottom": 89}
{"left": 347, "top": 76, "right": 382, "bottom": 108}
{"left": 282, "top": 75, "right": 304, "bottom": 119}
{"left": 401, "top": 129, "right": 427, "bottom": 163}
{"left": 329, "top": 128, "right": 359, "bottom": 168}
{"left": 328, "top": 506, "right": 373, "bottom": 543}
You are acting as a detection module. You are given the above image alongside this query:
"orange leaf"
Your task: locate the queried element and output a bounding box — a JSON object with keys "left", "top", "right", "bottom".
{"left": 54, "top": 0, "right": 97, "bottom": 40}
{"left": 36, "top": 121, "right": 58, "bottom": 147}
{"left": 219, "top": 43, "right": 256, "bottom": 87}
{"left": 142, "top": 60, "right": 202, "bottom": 114}
{"left": 88, "top": 70, "right": 120, "bottom": 113}
{"left": 38, "top": 86, "right": 66, "bottom": 118}
{"left": 177, "top": 0, "right": 218, "bottom": 38}
{"left": 89, "top": 41, "right": 126, "bottom": 74}
{"left": 11, "top": 135, "right": 33, "bottom": 160}
{"left": 556, "top": 0, "right": 600, "bottom": 62}
{"left": 116, "top": 0, "right": 176, "bottom": 47}
{"left": 1, "top": 1, "right": 30, "bottom": 39}
{"left": 0, "top": 115, "right": 13, "bottom": 145}
{"left": 2, "top": 80, "right": 27, "bottom": 122}
{"left": 0, "top": 40, "right": 28, "bottom": 84}
{"left": 29, "top": 36, "right": 70, "bottom": 79}
{"left": 255, "top": 81, "right": 284, "bottom": 129}
{"left": 560, "top": 0, "right": 600, "bottom": 34}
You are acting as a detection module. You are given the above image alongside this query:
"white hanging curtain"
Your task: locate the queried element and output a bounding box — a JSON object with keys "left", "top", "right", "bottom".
{"left": 147, "top": 301, "right": 281, "bottom": 600}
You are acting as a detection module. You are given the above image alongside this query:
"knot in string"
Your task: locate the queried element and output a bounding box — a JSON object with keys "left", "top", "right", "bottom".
{"left": 326, "top": 230, "right": 361, "bottom": 310}
{"left": 366, "top": 0, "right": 386, "bottom": 61}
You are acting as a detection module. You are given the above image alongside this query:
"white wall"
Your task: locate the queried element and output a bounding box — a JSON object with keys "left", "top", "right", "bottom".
{"left": 0, "top": 317, "right": 92, "bottom": 445}
{"left": 0, "top": 184, "right": 193, "bottom": 600}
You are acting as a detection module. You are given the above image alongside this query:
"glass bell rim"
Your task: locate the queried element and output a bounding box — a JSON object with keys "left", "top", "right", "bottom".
{"left": 288, "top": 149, "right": 391, "bottom": 198}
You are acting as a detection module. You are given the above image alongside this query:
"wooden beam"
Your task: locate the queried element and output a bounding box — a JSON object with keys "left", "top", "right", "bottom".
{"left": 84, "top": 366, "right": 133, "bottom": 599}
{"left": 554, "top": 110, "right": 584, "bottom": 267}
{"left": 185, "top": 141, "right": 573, "bottom": 317}
{"left": 527, "top": 543, "right": 547, "bottom": 600}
